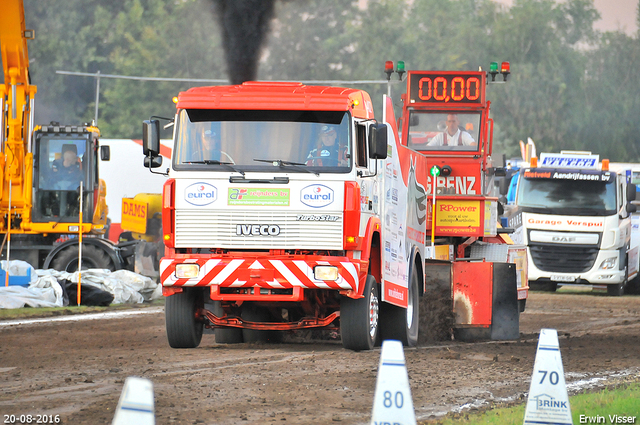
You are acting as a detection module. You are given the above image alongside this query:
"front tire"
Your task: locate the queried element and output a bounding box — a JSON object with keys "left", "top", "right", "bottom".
{"left": 340, "top": 275, "right": 379, "bottom": 351}
{"left": 607, "top": 282, "right": 625, "bottom": 296}
{"left": 379, "top": 263, "right": 419, "bottom": 347}
{"left": 165, "top": 289, "right": 204, "bottom": 348}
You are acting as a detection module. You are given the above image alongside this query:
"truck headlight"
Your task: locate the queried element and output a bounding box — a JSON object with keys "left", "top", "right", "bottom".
{"left": 175, "top": 264, "right": 200, "bottom": 278}
{"left": 68, "top": 225, "right": 79, "bottom": 232}
{"left": 314, "top": 266, "right": 339, "bottom": 281}
{"left": 599, "top": 257, "right": 617, "bottom": 270}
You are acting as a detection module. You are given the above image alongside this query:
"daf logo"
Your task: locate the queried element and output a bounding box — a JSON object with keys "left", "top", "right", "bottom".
{"left": 236, "top": 224, "right": 281, "bottom": 236}
{"left": 552, "top": 236, "right": 576, "bottom": 242}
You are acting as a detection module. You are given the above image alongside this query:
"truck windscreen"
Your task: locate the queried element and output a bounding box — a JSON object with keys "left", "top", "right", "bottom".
{"left": 517, "top": 174, "right": 617, "bottom": 216}
{"left": 173, "top": 110, "right": 351, "bottom": 173}
{"left": 406, "top": 111, "right": 480, "bottom": 152}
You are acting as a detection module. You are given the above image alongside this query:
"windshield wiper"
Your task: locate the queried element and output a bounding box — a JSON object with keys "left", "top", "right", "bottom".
{"left": 253, "top": 158, "right": 319, "bottom": 176}
{"left": 186, "top": 160, "right": 245, "bottom": 176}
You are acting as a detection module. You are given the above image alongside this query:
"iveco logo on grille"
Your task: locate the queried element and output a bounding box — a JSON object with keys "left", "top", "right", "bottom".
{"left": 236, "top": 224, "right": 281, "bottom": 236}
{"left": 185, "top": 182, "right": 217, "bottom": 206}
{"left": 300, "top": 184, "right": 334, "bottom": 208}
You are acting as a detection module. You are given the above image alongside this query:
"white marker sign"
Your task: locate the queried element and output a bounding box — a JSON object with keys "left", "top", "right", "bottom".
{"left": 370, "top": 340, "right": 416, "bottom": 425}
{"left": 523, "top": 328, "right": 573, "bottom": 425}
{"left": 112, "top": 376, "right": 155, "bottom": 425}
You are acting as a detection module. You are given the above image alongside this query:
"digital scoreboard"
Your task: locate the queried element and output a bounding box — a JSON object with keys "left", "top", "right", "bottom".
{"left": 408, "top": 71, "right": 486, "bottom": 105}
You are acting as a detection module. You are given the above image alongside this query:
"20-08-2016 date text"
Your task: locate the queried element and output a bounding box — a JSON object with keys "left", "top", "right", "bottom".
{"left": 3, "top": 415, "right": 61, "bottom": 424}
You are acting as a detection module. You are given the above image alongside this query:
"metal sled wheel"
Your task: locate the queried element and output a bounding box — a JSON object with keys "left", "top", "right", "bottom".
{"left": 379, "top": 263, "right": 419, "bottom": 347}
{"left": 165, "top": 289, "right": 204, "bottom": 349}
{"left": 50, "top": 244, "right": 113, "bottom": 272}
{"left": 340, "top": 275, "right": 379, "bottom": 351}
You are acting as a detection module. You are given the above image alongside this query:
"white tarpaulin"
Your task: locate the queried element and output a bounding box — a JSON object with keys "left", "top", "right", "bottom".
{"left": 0, "top": 261, "right": 162, "bottom": 309}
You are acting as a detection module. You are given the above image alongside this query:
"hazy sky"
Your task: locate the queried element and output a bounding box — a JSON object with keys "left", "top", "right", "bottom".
{"left": 495, "top": 0, "right": 638, "bottom": 35}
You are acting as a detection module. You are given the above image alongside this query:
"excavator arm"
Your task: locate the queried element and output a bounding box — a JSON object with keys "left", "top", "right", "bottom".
{"left": 0, "top": 0, "right": 37, "bottom": 231}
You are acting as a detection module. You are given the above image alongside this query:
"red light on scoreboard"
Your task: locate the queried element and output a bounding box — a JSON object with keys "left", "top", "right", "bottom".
{"left": 408, "top": 72, "right": 485, "bottom": 105}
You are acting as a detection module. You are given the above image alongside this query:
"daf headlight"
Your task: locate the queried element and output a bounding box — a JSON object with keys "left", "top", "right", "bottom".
{"left": 314, "top": 266, "right": 339, "bottom": 281}
{"left": 175, "top": 263, "right": 200, "bottom": 278}
{"left": 599, "top": 257, "right": 617, "bottom": 270}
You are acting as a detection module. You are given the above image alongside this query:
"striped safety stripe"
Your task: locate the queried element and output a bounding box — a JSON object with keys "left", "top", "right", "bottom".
{"left": 160, "top": 258, "right": 360, "bottom": 291}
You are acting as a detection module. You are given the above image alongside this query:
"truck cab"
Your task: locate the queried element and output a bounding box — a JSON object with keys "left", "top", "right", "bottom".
{"left": 504, "top": 151, "right": 638, "bottom": 295}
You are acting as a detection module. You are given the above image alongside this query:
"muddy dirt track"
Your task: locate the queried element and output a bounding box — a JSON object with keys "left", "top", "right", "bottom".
{"left": 1, "top": 291, "right": 639, "bottom": 425}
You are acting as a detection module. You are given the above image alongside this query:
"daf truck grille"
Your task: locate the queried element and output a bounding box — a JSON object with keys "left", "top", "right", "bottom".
{"left": 174, "top": 209, "right": 343, "bottom": 250}
{"left": 529, "top": 243, "right": 599, "bottom": 273}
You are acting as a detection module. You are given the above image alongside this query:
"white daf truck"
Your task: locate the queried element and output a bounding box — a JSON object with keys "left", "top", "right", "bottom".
{"left": 504, "top": 151, "right": 639, "bottom": 296}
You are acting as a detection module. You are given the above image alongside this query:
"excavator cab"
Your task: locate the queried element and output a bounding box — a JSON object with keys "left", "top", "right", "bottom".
{"left": 31, "top": 124, "right": 98, "bottom": 224}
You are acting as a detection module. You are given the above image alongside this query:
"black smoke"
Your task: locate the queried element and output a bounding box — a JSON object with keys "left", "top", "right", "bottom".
{"left": 213, "top": 0, "right": 276, "bottom": 84}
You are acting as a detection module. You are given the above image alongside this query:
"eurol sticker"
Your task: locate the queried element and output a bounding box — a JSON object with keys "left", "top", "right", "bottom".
{"left": 300, "top": 184, "right": 334, "bottom": 208}
{"left": 185, "top": 182, "right": 217, "bottom": 206}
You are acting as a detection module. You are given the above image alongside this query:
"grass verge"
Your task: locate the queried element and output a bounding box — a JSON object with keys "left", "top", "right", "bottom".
{"left": 0, "top": 299, "right": 164, "bottom": 320}
{"left": 422, "top": 382, "right": 640, "bottom": 424}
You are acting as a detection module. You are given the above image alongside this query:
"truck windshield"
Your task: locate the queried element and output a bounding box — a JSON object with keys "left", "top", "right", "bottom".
{"left": 406, "top": 111, "right": 480, "bottom": 152}
{"left": 173, "top": 110, "right": 351, "bottom": 173}
{"left": 517, "top": 175, "right": 617, "bottom": 216}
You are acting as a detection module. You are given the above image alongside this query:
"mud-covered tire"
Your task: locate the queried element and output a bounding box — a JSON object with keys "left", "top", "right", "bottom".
{"left": 379, "top": 264, "right": 419, "bottom": 347}
{"left": 241, "top": 304, "right": 282, "bottom": 343}
{"left": 340, "top": 275, "right": 379, "bottom": 351}
{"left": 607, "top": 282, "right": 625, "bottom": 296}
{"left": 212, "top": 301, "right": 243, "bottom": 344}
{"left": 165, "top": 289, "right": 204, "bottom": 349}
{"left": 50, "top": 244, "right": 114, "bottom": 272}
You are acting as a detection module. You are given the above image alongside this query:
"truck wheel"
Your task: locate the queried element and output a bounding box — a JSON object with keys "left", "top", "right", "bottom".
{"left": 165, "top": 289, "right": 204, "bottom": 348}
{"left": 607, "top": 282, "right": 625, "bottom": 296}
{"left": 340, "top": 275, "right": 379, "bottom": 351}
{"left": 379, "top": 265, "right": 419, "bottom": 347}
{"left": 241, "top": 304, "right": 282, "bottom": 343}
{"left": 50, "top": 244, "right": 114, "bottom": 272}
{"left": 212, "top": 301, "right": 243, "bottom": 344}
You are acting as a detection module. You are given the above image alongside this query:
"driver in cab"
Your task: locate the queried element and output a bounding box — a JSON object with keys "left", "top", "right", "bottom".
{"left": 306, "top": 125, "right": 347, "bottom": 166}
{"left": 428, "top": 114, "right": 476, "bottom": 147}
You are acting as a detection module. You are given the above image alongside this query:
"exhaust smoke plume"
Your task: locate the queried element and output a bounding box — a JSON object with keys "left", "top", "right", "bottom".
{"left": 213, "top": 0, "right": 276, "bottom": 84}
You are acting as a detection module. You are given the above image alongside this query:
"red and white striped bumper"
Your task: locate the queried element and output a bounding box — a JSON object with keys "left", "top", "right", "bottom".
{"left": 160, "top": 257, "right": 361, "bottom": 292}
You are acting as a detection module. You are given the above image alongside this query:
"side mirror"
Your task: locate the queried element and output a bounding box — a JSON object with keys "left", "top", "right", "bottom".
{"left": 498, "top": 177, "right": 509, "bottom": 195}
{"left": 100, "top": 145, "right": 110, "bottom": 161}
{"left": 144, "top": 156, "right": 163, "bottom": 168}
{"left": 143, "top": 119, "right": 161, "bottom": 156}
{"left": 368, "top": 123, "right": 388, "bottom": 160}
{"left": 627, "top": 183, "right": 637, "bottom": 202}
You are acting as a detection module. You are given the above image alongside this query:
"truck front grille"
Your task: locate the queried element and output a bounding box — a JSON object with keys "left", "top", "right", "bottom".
{"left": 174, "top": 209, "right": 343, "bottom": 250}
{"left": 529, "top": 243, "right": 599, "bottom": 273}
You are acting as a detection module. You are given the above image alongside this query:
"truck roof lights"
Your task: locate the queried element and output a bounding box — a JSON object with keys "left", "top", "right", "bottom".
{"left": 384, "top": 61, "right": 394, "bottom": 80}
{"left": 501, "top": 61, "right": 510, "bottom": 81}
{"left": 396, "top": 61, "right": 406, "bottom": 80}
{"left": 488, "top": 61, "right": 510, "bottom": 82}
{"left": 384, "top": 60, "right": 406, "bottom": 81}
{"left": 430, "top": 165, "right": 441, "bottom": 177}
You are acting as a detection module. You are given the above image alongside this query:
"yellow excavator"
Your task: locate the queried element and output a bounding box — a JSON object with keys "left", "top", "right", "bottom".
{"left": 0, "top": 0, "right": 159, "bottom": 273}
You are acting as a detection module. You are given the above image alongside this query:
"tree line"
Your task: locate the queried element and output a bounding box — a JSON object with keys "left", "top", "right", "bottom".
{"left": 18, "top": 0, "right": 640, "bottom": 162}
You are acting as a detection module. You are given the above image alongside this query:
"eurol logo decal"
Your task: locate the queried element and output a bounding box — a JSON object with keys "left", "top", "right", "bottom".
{"left": 185, "top": 182, "right": 217, "bottom": 206}
{"left": 300, "top": 184, "right": 334, "bottom": 208}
